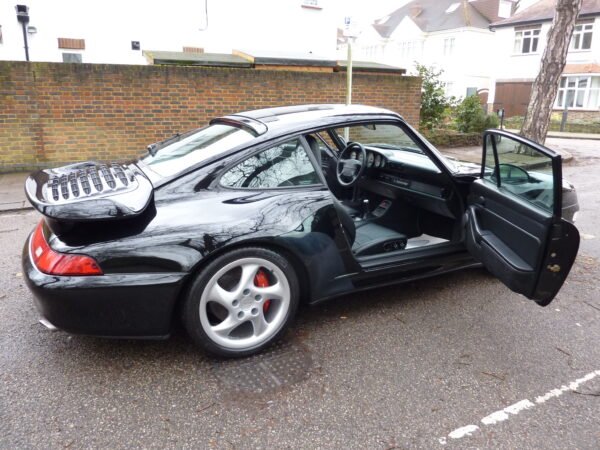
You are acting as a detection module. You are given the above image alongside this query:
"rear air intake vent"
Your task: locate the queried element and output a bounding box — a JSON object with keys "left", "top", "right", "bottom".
{"left": 46, "top": 163, "right": 137, "bottom": 204}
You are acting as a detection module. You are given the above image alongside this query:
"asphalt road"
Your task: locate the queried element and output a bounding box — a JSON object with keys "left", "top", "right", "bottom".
{"left": 1, "top": 137, "right": 599, "bottom": 449}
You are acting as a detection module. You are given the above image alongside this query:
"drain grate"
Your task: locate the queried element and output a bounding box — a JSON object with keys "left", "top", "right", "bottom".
{"left": 211, "top": 340, "right": 313, "bottom": 394}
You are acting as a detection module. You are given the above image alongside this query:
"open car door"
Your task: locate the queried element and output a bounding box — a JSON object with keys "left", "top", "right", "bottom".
{"left": 465, "top": 130, "right": 579, "bottom": 306}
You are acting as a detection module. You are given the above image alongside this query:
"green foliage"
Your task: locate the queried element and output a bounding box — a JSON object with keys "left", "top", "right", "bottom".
{"left": 455, "top": 94, "right": 498, "bottom": 133}
{"left": 421, "top": 128, "right": 482, "bottom": 148}
{"left": 416, "top": 63, "right": 455, "bottom": 130}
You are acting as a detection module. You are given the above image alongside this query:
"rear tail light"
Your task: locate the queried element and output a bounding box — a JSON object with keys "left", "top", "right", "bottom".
{"left": 30, "top": 221, "right": 103, "bottom": 276}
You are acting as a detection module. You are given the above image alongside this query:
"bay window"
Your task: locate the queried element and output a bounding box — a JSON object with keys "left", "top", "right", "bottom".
{"left": 555, "top": 75, "right": 600, "bottom": 109}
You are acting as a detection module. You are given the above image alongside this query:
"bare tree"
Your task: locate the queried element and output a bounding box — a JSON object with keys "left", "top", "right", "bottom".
{"left": 520, "top": 0, "right": 583, "bottom": 144}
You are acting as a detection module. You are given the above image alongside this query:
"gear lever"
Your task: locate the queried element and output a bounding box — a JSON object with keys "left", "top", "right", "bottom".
{"left": 362, "top": 199, "right": 370, "bottom": 220}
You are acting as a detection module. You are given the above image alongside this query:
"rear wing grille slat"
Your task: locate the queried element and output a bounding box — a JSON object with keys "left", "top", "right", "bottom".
{"left": 46, "top": 163, "right": 139, "bottom": 205}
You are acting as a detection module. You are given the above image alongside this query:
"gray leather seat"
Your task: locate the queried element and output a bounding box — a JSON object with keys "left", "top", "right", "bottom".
{"left": 331, "top": 197, "right": 407, "bottom": 256}
{"left": 306, "top": 135, "right": 407, "bottom": 255}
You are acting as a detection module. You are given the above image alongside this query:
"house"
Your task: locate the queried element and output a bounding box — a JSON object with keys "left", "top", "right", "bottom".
{"left": 0, "top": 0, "right": 337, "bottom": 65}
{"left": 490, "top": 0, "right": 600, "bottom": 119}
{"left": 348, "top": 0, "right": 518, "bottom": 102}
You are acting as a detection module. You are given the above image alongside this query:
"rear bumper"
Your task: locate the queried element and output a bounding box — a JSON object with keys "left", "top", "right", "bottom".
{"left": 22, "top": 234, "right": 186, "bottom": 338}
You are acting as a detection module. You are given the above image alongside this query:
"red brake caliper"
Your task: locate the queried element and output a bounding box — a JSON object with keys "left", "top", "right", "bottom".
{"left": 254, "top": 269, "right": 271, "bottom": 313}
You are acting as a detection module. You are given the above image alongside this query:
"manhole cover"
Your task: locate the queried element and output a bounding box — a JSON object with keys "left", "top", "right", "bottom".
{"left": 211, "top": 340, "right": 313, "bottom": 394}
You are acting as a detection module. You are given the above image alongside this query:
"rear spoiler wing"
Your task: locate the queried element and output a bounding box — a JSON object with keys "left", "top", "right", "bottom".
{"left": 25, "top": 162, "right": 153, "bottom": 221}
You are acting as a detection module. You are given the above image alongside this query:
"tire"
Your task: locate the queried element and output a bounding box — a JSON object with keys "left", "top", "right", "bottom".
{"left": 182, "top": 247, "right": 300, "bottom": 358}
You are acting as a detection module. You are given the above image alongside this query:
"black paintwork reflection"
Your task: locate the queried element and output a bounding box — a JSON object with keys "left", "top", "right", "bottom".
{"left": 44, "top": 154, "right": 352, "bottom": 293}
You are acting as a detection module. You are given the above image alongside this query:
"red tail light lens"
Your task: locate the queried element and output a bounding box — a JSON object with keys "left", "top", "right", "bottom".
{"left": 30, "top": 221, "right": 103, "bottom": 276}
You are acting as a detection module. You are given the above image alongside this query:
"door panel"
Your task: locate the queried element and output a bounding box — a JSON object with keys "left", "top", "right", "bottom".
{"left": 466, "top": 130, "right": 579, "bottom": 305}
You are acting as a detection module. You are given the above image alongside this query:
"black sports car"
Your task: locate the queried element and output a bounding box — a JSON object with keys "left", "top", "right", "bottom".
{"left": 23, "top": 104, "right": 580, "bottom": 357}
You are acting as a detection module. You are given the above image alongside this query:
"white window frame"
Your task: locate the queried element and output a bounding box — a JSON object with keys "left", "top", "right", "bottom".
{"left": 570, "top": 21, "right": 594, "bottom": 51}
{"left": 555, "top": 75, "right": 600, "bottom": 110}
{"left": 513, "top": 26, "right": 541, "bottom": 54}
{"left": 398, "top": 40, "right": 423, "bottom": 60}
{"left": 443, "top": 37, "right": 455, "bottom": 56}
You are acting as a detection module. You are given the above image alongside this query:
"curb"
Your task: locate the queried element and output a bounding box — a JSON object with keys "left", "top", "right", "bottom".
{"left": 0, "top": 206, "right": 34, "bottom": 214}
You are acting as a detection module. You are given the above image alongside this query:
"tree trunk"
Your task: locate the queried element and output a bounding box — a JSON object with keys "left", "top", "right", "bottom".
{"left": 520, "top": 0, "right": 583, "bottom": 144}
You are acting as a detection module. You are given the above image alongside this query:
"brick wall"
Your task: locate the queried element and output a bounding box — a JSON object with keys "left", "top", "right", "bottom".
{"left": 0, "top": 61, "right": 421, "bottom": 172}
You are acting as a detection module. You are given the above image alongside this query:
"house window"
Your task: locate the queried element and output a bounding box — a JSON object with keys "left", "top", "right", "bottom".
{"left": 398, "top": 40, "right": 423, "bottom": 60}
{"left": 62, "top": 53, "right": 82, "bottom": 63}
{"left": 570, "top": 21, "right": 593, "bottom": 50}
{"left": 443, "top": 37, "right": 455, "bottom": 56}
{"left": 556, "top": 75, "right": 600, "bottom": 109}
{"left": 514, "top": 27, "right": 541, "bottom": 54}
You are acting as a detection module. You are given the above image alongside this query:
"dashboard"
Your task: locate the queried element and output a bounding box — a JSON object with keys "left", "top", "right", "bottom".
{"left": 355, "top": 146, "right": 458, "bottom": 219}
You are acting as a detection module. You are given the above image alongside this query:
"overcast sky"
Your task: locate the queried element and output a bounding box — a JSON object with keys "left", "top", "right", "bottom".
{"left": 331, "top": 0, "right": 409, "bottom": 29}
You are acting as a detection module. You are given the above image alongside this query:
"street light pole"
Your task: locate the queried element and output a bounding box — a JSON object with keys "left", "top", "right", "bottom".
{"left": 346, "top": 37, "right": 352, "bottom": 106}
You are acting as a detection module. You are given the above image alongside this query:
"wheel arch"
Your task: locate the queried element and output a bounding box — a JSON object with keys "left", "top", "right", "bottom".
{"left": 170, "top": 239, "right": 311, "bottom": 328}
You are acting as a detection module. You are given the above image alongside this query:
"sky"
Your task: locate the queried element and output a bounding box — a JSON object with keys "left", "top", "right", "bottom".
{"left": 331, "top": 0, "right": 409, "bottom": 27}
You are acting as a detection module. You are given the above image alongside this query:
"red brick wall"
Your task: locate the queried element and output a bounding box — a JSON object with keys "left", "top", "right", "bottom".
{"left": 0, "top": 61, "right": 421, "bottom": 172}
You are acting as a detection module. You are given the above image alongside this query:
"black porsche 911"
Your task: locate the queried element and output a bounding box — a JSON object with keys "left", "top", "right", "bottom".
{"left": 23, "top": 104, "right": 580, "bottom": 357}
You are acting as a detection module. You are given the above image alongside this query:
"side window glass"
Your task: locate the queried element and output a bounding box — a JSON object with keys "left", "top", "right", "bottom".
{"left": 486, "top": 134, "right": 555, "bottom": 213}
{"left": 220, "top": 139, "right": 321, "bottom": 189}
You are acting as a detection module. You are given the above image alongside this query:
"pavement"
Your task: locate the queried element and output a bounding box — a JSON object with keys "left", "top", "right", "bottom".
{"left": 1, "top": 137, "right": 599, "bottom": 449}
{"left": 508, "top": 128, "right": 600, "bottom": 141}
{"left": 0, "top": 172, "right": 30, "bottom": 213}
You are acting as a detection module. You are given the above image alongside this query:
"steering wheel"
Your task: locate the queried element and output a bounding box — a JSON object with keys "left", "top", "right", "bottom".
{"left": 336, "top": 142, "right": 367, "bottom": 187}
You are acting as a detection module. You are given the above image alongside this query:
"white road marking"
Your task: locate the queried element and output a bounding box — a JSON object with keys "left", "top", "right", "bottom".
{"left": 535, "top": 370, "right": 599, "bottom": 404}
{"left": 448, "top": 424, "right": 479, "bottom": 439}
{"left": 481, "top": 399, "right": 534, "bottom": 425}
{"left": 440, "top": 370, "right": 600, "bottom": 444}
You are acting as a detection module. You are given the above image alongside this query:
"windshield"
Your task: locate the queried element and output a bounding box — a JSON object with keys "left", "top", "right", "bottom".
{"left": 333, "top": 124, "right": 424, "bottom": 154}
{"left": 141, "top": 124, "right": 254, "bottom": 177}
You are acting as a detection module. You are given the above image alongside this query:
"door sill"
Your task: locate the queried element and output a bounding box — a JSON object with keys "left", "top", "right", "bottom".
{"left": 357, "top": 241, "right": 466, "bottom": 271}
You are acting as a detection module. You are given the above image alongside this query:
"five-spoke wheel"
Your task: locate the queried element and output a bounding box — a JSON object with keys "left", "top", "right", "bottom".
{"left": 182, "top": 247, "right": 299, "bottom": 357}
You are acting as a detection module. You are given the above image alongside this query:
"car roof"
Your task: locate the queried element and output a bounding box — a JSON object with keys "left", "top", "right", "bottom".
{"left": 210, "top": 104, "right": 403, "bottom": 137}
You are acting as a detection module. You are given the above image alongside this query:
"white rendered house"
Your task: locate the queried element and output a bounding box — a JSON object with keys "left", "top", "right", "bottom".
{"left": 349, "top": 0, "right": 518, "bottom": 101}
{"left": 490, "top": 0, "right": 600, "bottom": 118}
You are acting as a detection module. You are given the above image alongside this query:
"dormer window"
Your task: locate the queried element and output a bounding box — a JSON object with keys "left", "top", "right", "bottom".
{"left": 570, "top": 21, "right": 593, "bottom": 50}
{"left": 514, "top": 26, "right": 541, "bottom": 54}
{"left": 445, "top": 3, "right": 460, "bottom": 14}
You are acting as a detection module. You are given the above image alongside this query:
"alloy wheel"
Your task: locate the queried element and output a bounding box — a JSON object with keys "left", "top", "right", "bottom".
{"left": 198, "top": 257, "right": 291, "bottom": 350}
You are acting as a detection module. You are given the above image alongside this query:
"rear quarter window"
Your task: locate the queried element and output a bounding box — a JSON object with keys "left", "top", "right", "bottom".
{"left": 220, "top": 139, "right": 320, "bottom": 189}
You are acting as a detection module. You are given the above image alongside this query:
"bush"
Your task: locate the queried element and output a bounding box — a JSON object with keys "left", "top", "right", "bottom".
{"left": 455, "top": 95, "right": 498, "bottom": 133}
{"left": 416, "top": 64, "right": 456, "bottom": 130}
{"left": 421, "top": 128, "right": 482, "bottom": 148}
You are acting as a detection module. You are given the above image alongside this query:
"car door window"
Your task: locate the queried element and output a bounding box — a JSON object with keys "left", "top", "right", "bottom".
{"left": 484, "top": 134, "right": 555, "bottom": 214}
{"left": 220, "top": 139, "right": 321, "bottom": 189}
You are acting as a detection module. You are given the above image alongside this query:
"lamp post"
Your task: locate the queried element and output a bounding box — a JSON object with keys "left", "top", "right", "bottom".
{"left": 15, "top": 4, "right": 30, "bottom": 61}
{"left": 343, "top": 16, "right": 359, "bottom": 106}
{"left": 343, "top": 17, "right": 359, "bottom": 140}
